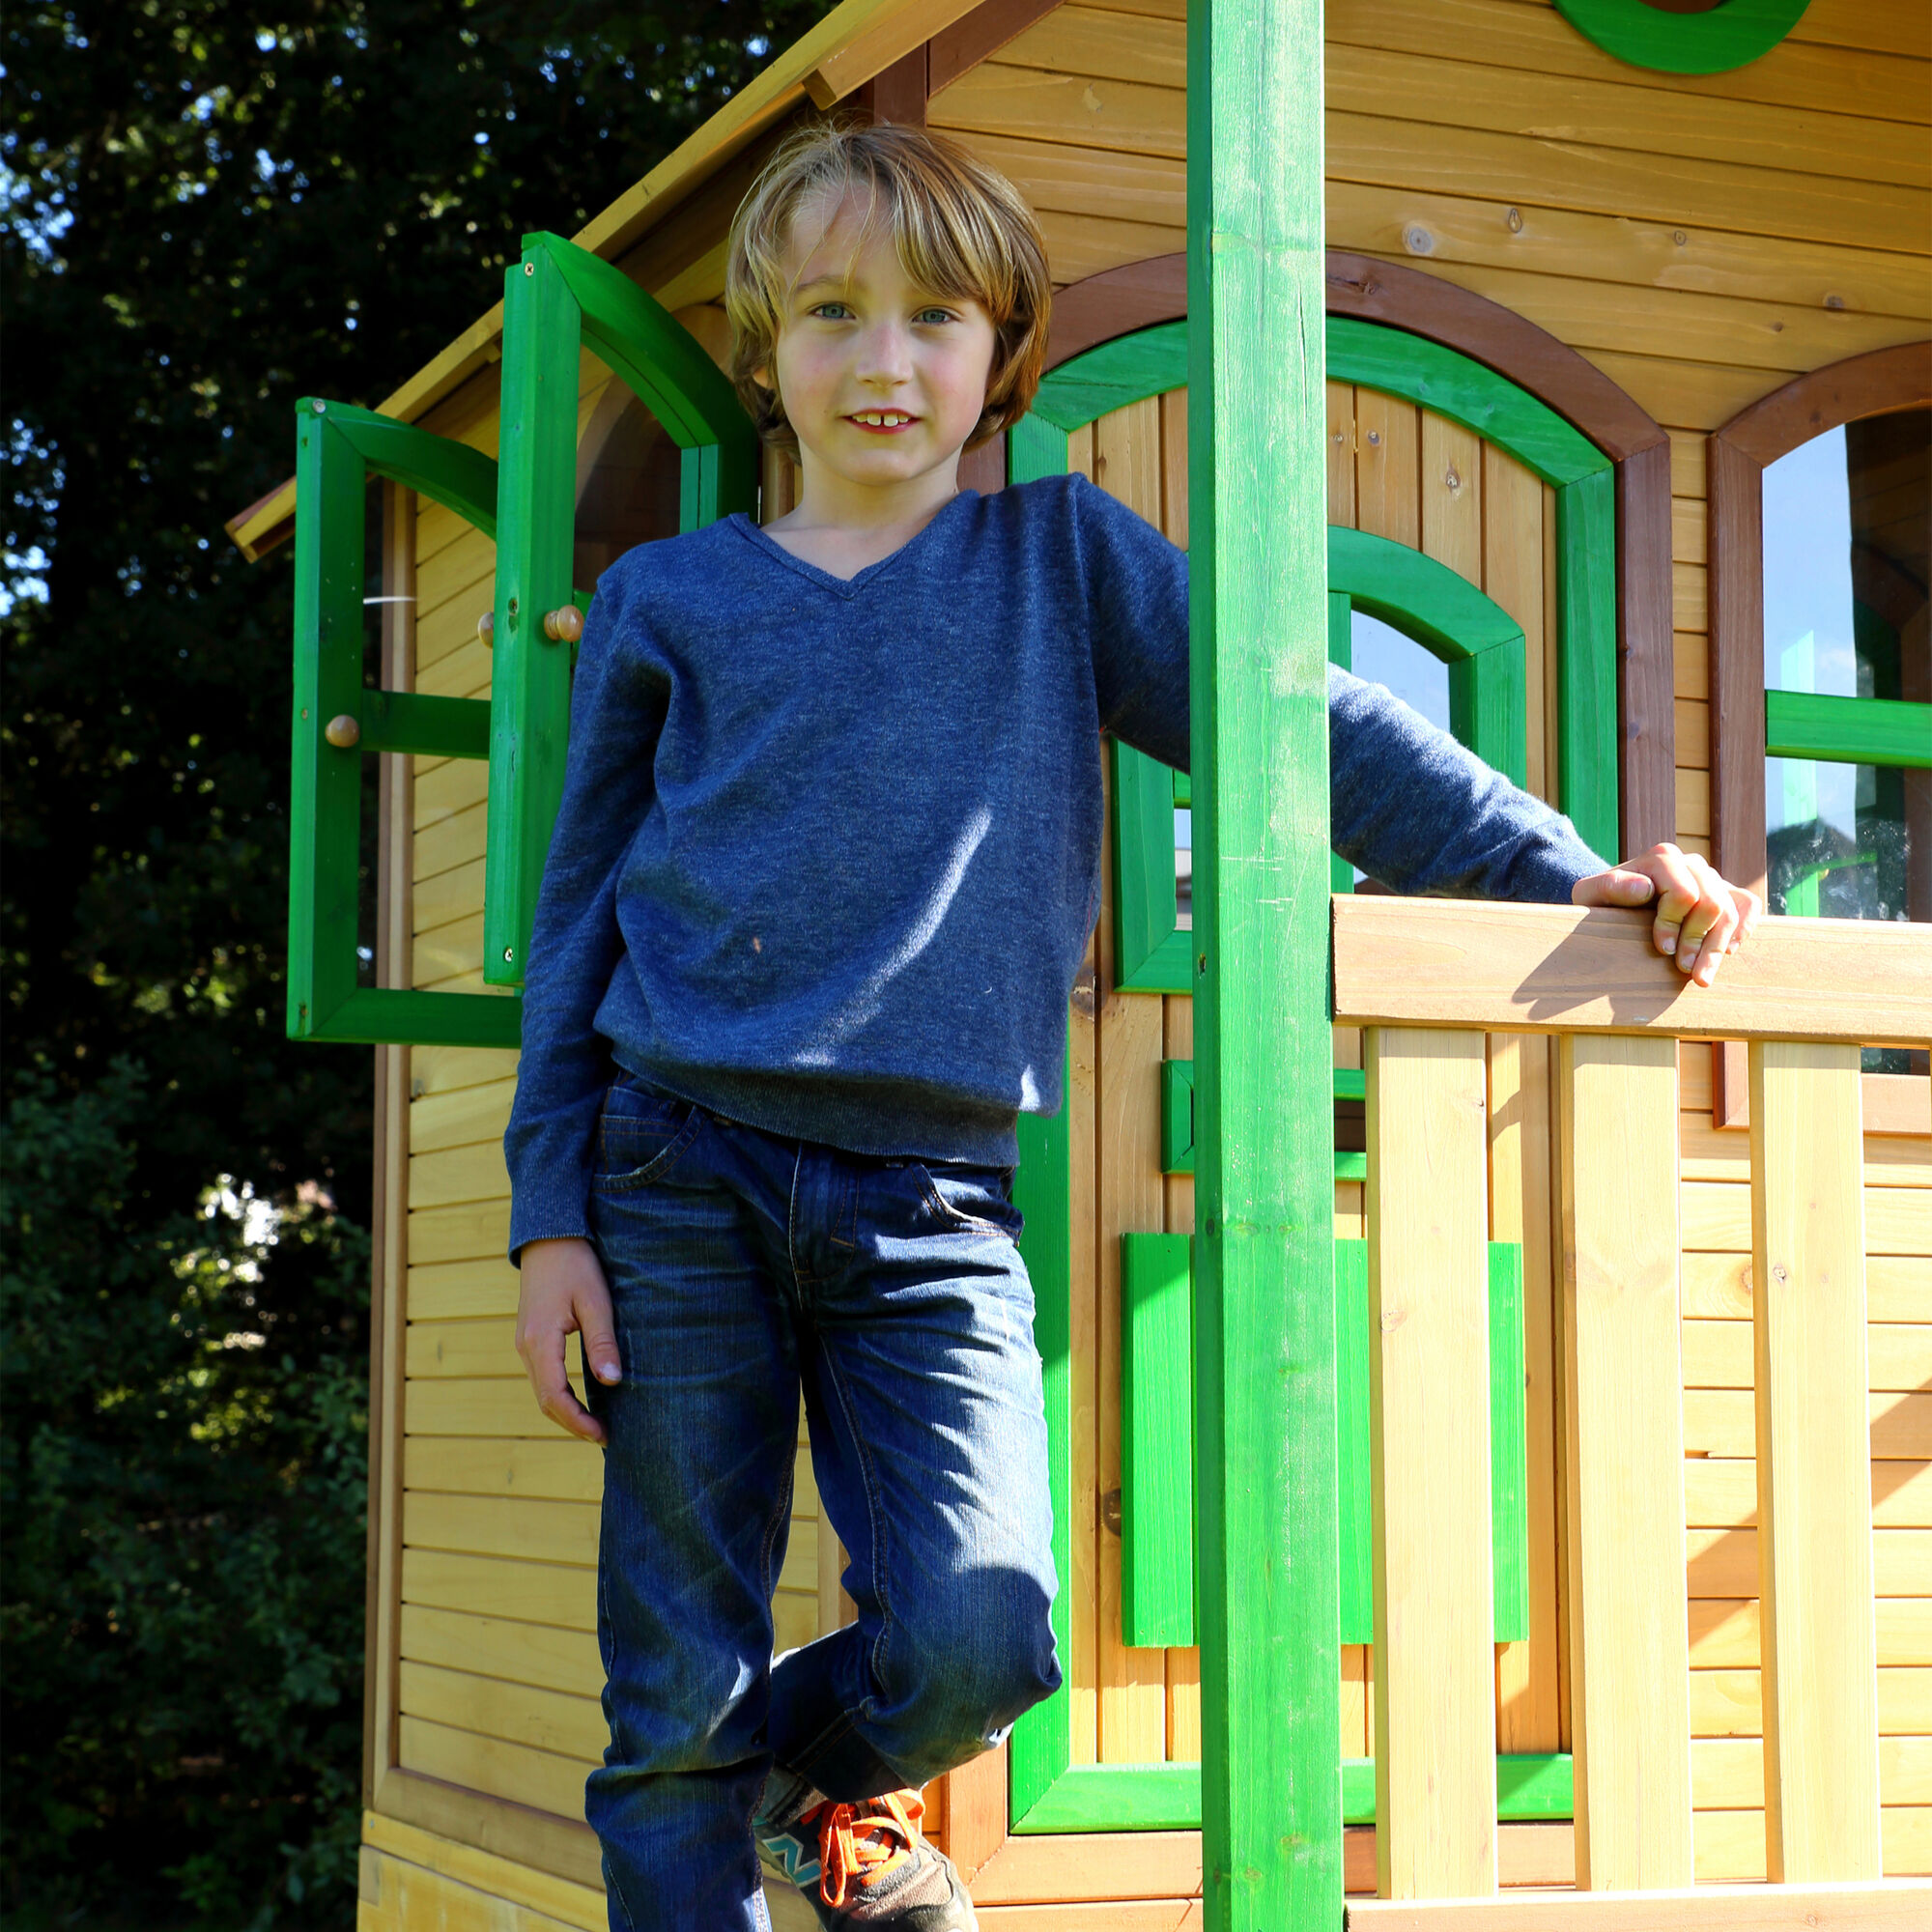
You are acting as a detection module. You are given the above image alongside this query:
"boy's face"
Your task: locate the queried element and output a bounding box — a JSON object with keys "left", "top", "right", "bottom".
{"left": 762, "top": 189, "right": 999, "bottom": 497}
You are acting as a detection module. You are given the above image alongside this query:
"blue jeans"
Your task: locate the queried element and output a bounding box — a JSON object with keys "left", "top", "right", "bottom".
{"left": 582, "top": 1074, "right": 1061, "bottom": 1929}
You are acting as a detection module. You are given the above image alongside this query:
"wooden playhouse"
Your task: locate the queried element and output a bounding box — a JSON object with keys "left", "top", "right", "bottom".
{"left": 229, "top": 0, "right": 1932, "bottom": 1923}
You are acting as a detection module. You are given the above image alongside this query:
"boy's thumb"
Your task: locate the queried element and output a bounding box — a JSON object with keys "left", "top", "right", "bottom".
{"left": 582, "top": 1322, "right": 622, "bottom": 1384}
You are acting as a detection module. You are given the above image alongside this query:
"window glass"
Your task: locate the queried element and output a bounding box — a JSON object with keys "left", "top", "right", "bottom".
{"left": 1762, "top": 406, "right": 1929, "bottom": 1073}
{"left": 1350, "top": 609, "right": 1452, "bottom": 734}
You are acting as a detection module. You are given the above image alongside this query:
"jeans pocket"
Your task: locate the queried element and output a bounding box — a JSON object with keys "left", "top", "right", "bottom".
{"left": 594, "top": 1082, "right": 703, "bottom": 1193}
{"left": 912, "top": 1162, "right": 1024, "bottom": 1239}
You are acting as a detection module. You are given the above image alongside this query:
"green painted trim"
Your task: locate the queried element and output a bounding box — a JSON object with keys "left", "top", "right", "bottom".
{"left": 1159, "top": 1060, "right": 1368, "bottom": 1177}
{"left": 1032, "top": 322, "right": 1190, "bottom": 432}
{"left": 1328, "top": 318, "right": 1607, "bottom": 488}
{"left": 288, "top": 406, "right": 368, "bottom": 1042}
{"left": 1489, "top": 1242, "right": 1529, "bottom": 1641}
{"left": 303, "top": 986, "right": 523, "bottom": 1049}
{"left": 288, "top": 404, "right": 502, "bottom": 1048}
{"left": 1329, "top": 528, "right": 1523, "bottom": 662}
{"left": 1556, "top": 469, "right": 1620, "bottom": 863}
{"left": 1335, "top": 1239, "right": 1529, "bottom": 1645}
{"left": 486, "top": 235, "right": 758, "bottom": 990}
{"left": 1188, "top": 0, "right": 1340, "bottom": 1908}
{"left": 358, "top": 690, "right": 491, "bottom": 761}
{"left": 1766, "top": 690, "right": 1932, "bottom": 771}
{"left": 325, "top": 402, "right": 499, "bottom": 540}
{"left": 1013, "top": 1761, "right": 1204, "bottom": 1834}
{"left": 1121, "top": 1234, "right": 1198, "bottom": 1648}
{"left": 1334, "top": 1240, "right": 1373, "bottom": 1647}
{"left": 1009, "top": 1035, "right": 1075, "bottom": 1826}
{"left": 1112, "top": 735, "right": 1190, "bottom": 994}
{"left": 1330, "top": 592, "right": 1356, "bottom": 893}
{"left": 1018, "top": 1753, "right": 1575, "bottom": 1835}
{"left": 1009, "top": 413, "right": 1070, "bottom": 487}
{"left": 1555, "top": 0, "right": 1811, "bottom": 75}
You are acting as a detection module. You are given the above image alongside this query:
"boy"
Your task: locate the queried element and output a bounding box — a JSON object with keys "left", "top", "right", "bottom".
{"left": 506, "top": 124, "right": 1755, "bottom": 1932}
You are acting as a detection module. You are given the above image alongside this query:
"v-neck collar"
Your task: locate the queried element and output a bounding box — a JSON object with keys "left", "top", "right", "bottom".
{"left": 726, "top": 491, "right": 975, "bottom": 599}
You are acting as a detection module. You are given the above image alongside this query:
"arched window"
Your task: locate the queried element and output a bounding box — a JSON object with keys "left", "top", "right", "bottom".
{"left": 1709, "top": 344, "right": 1932, "bottom": 1100}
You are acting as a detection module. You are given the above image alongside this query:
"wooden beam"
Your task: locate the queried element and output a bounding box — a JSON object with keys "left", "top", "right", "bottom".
{"left": 855, "top": 43, "right": 928, "bottom": 126}
{"left": 1366, "top": 1029, "right": 1496, "bottom": 1900}
{"left": 1614, "top": 438, "right": 1676, "bottom": 856}
{"left": 1186, "top": 0, "right": 1340, "bottom": 1922}
{"left": 1559, "top": 1035, "right": 1692, "bottom": 1890}
{"left": 371, "top": 1765, "right": 604, "bottom": 1889}
{"left": 1346, "top": 1878, "right": 1932, "bottom": 1929}
{"left": 1751, "top": 1042, "right": 1883, "bottom": 1883}
{"left": 1330, "top": 897, "right": 1932, "bottom": 1049}
{"left": 929, "top": 0, "right": 1068, "bottom": 96}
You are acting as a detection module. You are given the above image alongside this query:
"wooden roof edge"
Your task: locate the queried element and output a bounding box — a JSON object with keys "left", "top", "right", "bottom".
{"left": 226, "top": 0, "right": 974, "bottom": 557}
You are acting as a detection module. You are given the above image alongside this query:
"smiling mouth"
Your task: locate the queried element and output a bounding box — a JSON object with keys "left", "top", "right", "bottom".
{"left": 848, "top": 410, "right": 918, "bottom": 431}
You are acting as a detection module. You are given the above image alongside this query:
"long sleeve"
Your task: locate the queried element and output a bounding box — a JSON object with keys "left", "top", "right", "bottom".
{"left": 1071, "top": 472, "right": 1605, "bottom": 902}
{"left": 503, "top": 559, "right": 668, "bottom": 1261}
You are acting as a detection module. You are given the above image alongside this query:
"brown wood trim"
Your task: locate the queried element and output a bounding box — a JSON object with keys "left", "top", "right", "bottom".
{"left": 1616, "top": 440, "right": 1676, "bottom": 856}
{"left": 1326, "top": 255, "right": 1664, "bottom": 465}
{"left": 857, "top": 43, "right": 928, "bottom": 128}
{"left": 939, "top": 1741, "right": 1010, "bottom": 1882}
{"left": 372, "top": 1767, "right": 605, "bottom": 1889}
{"left": 1713, "top": 342, "right": 1932, "bottom": 470}
{"left": 1044, "top": 253, "right": 1186, "bottom": 372}
{"left": 1041, "top": 251, "right": 1675, "bottom": 845}
{"left": 1707, "top": 434, "right": 1769, "bottom": 902}
{"left": 929, "top": 0, "right": 1067, "bottom": 96}
{"left": 958, "top": 431, "right": 1007, "bottom": 495}
{"left": 365, "top": 483, "right": 416, "bottom": 1804}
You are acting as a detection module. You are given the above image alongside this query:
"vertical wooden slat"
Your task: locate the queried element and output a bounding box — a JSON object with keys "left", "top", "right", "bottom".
{"left": 1707, "top": 435, "right": 1768, "bottom": 903}
{"left": 1479, "top": 446, "right": 1548, "bottom": 801}
{"left": 1328, "top": 381, "right": 1356, "bottom": 526}
{"left": 1750, "top": 1040, "right": 1882, "bottom": 1882}
{"left": 1367, "top": 1027, "right": 1497, "bottom": 1900}
{"left": 1354, "top": 390, "right": 1420, "bottom": 549}
{"left": 1491, "top": 1034, "right": 1563, "bottom": 1755}
{"left": 367, "top": 481, "right": 416, "bottom": 1803}
{"left": 1188, "top": 0, "right": 1339, "bottom": 1917}
{"left": 1421, "top": 414, "right": 1483, "bottom": 587}
{"left": 1616, "top": 438, "right": 1678, "bottom": 857}
{"left": 944, "top": 1740, "right": 1009, "bottom": 1884}
{"left": 1560, "top": 1035, "right": 1692, "bottom": 1889}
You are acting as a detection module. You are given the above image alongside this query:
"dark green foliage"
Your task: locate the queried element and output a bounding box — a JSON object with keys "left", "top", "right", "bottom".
{"left": 1, "top": 1065, "right": 370, "bottom": 1927}
{"left": 2, "top": 2, "right": 835, "bottom": 1921}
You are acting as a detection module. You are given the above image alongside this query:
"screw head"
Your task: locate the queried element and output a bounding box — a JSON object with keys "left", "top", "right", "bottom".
{"left": 524, "top": 262, "right": 534, "bottom": 276}
{"left": 503, "top": 947, "right": 515, "bottom": 962}
{"left": 324, "top": 713, "right": 361, "bottom": 750}
{"left": 311, "top": 398, "right": 327, "bottom": 414}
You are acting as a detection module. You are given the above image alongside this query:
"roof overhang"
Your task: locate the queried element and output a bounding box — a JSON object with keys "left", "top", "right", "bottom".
{"left": 227, "top": 0, "right": 983, "bottom": 558}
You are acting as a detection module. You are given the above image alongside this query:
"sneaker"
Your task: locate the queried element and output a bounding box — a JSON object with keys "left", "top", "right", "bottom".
{"left": 757, "top": 1787, "right": 977, "bottom": 1929}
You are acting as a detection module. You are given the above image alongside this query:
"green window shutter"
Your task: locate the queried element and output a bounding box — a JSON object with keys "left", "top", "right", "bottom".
{"left": 485, "top": 233, "right": 759, "bottom": 987}
{"left": 1121, "top": 1233, "right": 1197, "bottom": 1648}
{"left": 287, "top": 398, "right": 519, "bottom": 1048}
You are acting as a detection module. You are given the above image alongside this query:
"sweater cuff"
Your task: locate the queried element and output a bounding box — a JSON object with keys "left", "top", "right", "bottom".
{"left": 508, "top": 1182, "right": 593, "bottom": 1266}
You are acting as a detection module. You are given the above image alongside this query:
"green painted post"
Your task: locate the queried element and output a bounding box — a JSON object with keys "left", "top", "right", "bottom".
{"left": 288, "top": 404, "right": 371, "bottom": 1038}
{"left": 1186, "top": 0, "right": 1341, "bottom": 1924}
{"left": 486, "top": 245, "right": 582, "bottom": 986}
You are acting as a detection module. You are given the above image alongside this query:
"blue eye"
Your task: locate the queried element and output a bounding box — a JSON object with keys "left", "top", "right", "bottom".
{"left": 915, "top": 308, "right": 954, "bottom": 326}
{"left": 812, "top": 301, "right": 854, "bottom": 321}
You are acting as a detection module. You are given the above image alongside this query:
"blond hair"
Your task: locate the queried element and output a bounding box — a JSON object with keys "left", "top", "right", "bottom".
{"left": 725, "top": 122, "right": 1051, "bottom": 457}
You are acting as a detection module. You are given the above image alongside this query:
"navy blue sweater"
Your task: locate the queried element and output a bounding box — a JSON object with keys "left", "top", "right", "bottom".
{"left": 504, "top": 474, "right": 1604, "bottom": 1259}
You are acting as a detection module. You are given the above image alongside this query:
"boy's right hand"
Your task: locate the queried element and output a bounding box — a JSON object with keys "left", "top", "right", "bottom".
{"left": 515, "top": 1237, "right": 622, "bottom": 1445}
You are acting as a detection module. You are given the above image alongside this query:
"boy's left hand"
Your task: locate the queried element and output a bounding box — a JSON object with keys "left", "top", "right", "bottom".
{"left": 1572, "top": 841, "right": 1764, "bottom": 986}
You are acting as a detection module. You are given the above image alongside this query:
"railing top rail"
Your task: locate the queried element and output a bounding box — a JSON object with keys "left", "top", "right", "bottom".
{"left": 1331, "top": 897, "right": 1931, "bottom": 1047}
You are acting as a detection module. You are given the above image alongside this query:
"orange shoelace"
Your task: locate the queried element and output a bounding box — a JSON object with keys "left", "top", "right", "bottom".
{"left": 814, "top": 1788, "right": 925, "bottom": 1909}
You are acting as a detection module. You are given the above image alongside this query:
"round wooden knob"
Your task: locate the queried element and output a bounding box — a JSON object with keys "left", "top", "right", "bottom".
{"left": 544, "top": 605, "right": 584, "bottom": 645}
{"left": 476, "top": 610, "right": 494, "bottom": 649}
{"left": 324, "top": 713, "right": 361, "bottom": 750}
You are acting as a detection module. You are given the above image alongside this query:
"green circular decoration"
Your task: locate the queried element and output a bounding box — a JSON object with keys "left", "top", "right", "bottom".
{"left": 1554, "top": 0, "right": 1813, "bottom": 74}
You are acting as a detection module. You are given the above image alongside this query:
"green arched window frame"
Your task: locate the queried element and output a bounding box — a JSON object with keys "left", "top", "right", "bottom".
{"left": 1004, "top": 318, "right": 1605, "bottom": 1837}
{"left": 1010, "top": 317, "right": 1618, "bottom": 995}
{"left": 1555, "top": 0, "right": 1812, "bottom": 76}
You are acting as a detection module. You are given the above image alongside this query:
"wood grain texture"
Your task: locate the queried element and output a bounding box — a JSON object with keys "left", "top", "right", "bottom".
{"left": 1560, "top": 1034, "right": 1692, "bottom": 1889}
{"left": 1618, "top": 439, "right": 1679, "bottom": 855}
{"left": 1366, "top": 1028, "right": 1498, "bottom": 1898}
{"left": 1331, "top": 897, "right": 1932, "bottom": 1047}
{"left": 1345, "top": 1877, "right": 1932, "bottom": 1929}
{"left": 361, "top": 1804, "right": 605, "bottom": 1920}
{"left": 1751, "top": 1042, "right": 1883, "bottom": 1882}
{"left": 930, "top": 0, "right": 1069, "bottom": 94}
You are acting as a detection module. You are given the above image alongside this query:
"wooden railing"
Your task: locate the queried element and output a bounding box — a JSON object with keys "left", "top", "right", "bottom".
{"left": 1329, "top": 897, "right": 1929, "bottom": 1920}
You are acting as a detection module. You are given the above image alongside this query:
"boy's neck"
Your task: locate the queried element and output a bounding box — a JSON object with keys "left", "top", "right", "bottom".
{"left": 763, "top": 449, "right": 964, "bottom": 581}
